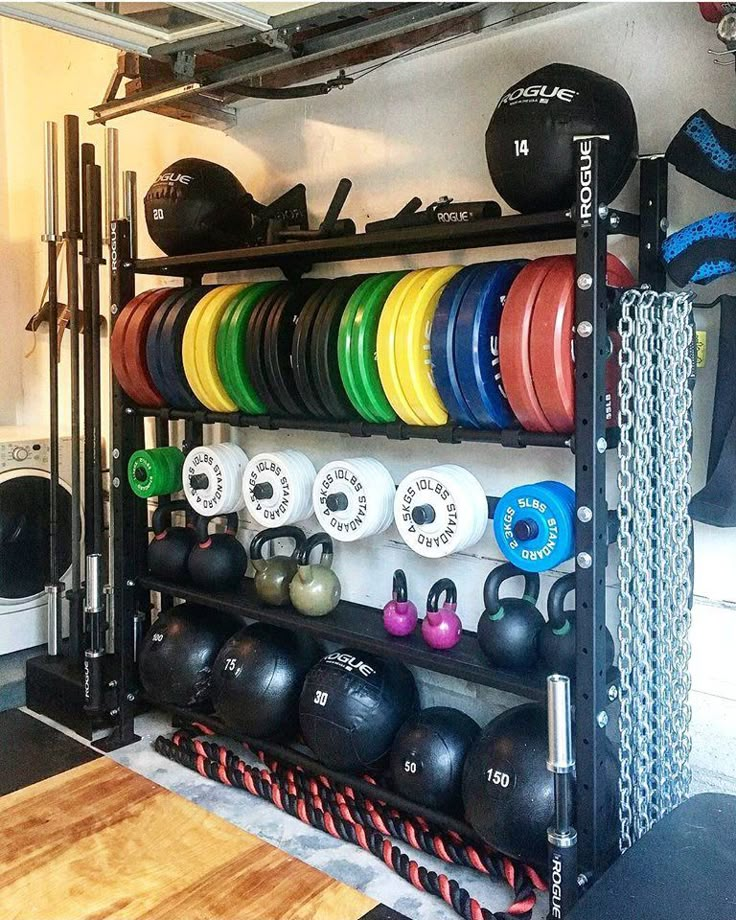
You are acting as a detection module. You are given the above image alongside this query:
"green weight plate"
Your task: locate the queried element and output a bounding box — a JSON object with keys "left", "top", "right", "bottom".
{"left": 217, "top": 282, "right": 279, "bottom": 414}
{"left": 128, "top": 447, "right": 183, "bottom": 498}
{"left": 338, "top": 275, "right": 384, "bottom": 422}
{"left": 291, "top": 280, "right": 336, "bottom": 419}
{"left": 352, "top": 271, "right": 408, "bottom": 422}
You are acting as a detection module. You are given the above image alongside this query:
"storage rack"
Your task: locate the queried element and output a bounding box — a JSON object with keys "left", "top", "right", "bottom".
{"left": 104, "top": 140, "right": 668, "bottom": 903}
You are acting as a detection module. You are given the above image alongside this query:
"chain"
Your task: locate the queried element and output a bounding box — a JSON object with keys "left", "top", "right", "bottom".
{"left": 617, "top": 289, "right": 693, "bottom": 851}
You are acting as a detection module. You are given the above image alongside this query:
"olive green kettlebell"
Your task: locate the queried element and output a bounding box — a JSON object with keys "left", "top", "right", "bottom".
{"left": 250, "top": 526, "right": 306, "bottom": 607}
{"left": 289, "top": 532, "right": 341, "bottom": 617}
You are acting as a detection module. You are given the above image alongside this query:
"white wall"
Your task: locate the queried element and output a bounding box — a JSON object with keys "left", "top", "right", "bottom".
{"left": 1, "top": 3, "right": 734, "bottom": 793}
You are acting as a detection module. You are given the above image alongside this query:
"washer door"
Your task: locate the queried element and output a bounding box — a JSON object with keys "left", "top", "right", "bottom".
{"left": 0, "top": 470, "right": 73, "bottom": 603}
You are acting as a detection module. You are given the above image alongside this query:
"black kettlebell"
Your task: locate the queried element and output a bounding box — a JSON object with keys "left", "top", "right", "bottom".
{"left": 477, "top": 563, "right": 543, "bottom": 670}
{"left": 250, "top": 526, "right": 306, "bottom": 607}
{"left": 147, "top": 499, "right": 196, "bottom": 581}
{"left": 538, "top": 572, "right": 615, "bottom": 677}
{"left": 187, "top": 513, "right": 247, "bottom": 591}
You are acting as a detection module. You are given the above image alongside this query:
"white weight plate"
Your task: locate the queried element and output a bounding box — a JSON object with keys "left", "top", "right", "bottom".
{"left": 356, "top": 457, "right": 396, "bottom": 534}
{"left": 312, "top": 457, "right": 394, "bottom": 542}
{"left": 243, "top": 450, "right": 315, "bottom": 526}
{"left": 183, "top": 443, "right": 247, "bottom": 516}
{"left": 438, "top": 464, "right": 488, "bottom": 547}
{"left": 393, "top": 464, "right": 480, "bottom": 558}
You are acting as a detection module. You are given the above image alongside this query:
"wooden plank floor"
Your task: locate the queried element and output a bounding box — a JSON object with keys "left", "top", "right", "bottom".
{"left": 0, "top": 757, "right": 379, "bottom": 920}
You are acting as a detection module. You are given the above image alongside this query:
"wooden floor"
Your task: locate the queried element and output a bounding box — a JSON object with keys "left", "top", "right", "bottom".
{"left": 0, "top": 757, "right": 380, "bottom": 920}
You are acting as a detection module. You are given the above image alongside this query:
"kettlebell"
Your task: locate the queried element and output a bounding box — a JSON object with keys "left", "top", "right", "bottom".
{"left": 187, "top": 513, "right": 247, "bottom": 591}
{"left": 477, "top": 563, "right": 543, "bottom": 670}
{"left": 147, "top": 500, "right": 196, "bottom": 581}
{"left": 383, "top": 569, "right": 418, "bottom": 637}
{"left": 422, "top": 578, "right": 462, "bottom": 650}
{"left": 289, "top": 532, "right": 341, "bottom": 617}
{"left": 250, "top": 526, "right": 306, "bottom": 607}
{"left": 538, "top": 572, "right": 615, "bottom": 677}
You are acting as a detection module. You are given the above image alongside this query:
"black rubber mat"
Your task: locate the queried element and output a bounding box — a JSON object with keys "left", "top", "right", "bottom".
{"left": 0, "top": 708, "right": 99, "bottom": 796}
{"left": 360, "top": 906, "right": 412, "bottom": 920}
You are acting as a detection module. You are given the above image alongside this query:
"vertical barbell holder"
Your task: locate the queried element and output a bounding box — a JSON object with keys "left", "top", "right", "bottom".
{"left": 123, "top": 169, "right": 138, "bottom": 260}
{"left": 84, "top": 553, "right": 105, "bottom": 714}
{"left": 43, "top": 120, "right": 63, "bottom": 658}
{"left": 547, "top": 674, "right": 578, "bottom": 919}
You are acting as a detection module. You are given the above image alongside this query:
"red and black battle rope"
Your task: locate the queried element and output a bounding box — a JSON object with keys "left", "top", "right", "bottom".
{"left": 154, "top": 726, "right": 543, "bottom": 920}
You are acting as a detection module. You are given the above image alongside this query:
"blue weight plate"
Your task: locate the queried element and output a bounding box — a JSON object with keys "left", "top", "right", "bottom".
{"left": 429, "top": 265, "right": 484, "bottom": 429}
{"left": 246, "top": 285, "right": 290, "bottom": 416}
{"left": 454, "top": 260, "right": 528, "bottom": 429}
{"left": 158, "top": 286, "right": 211, "bottom": 409}
{"left": 492, "top": 480, "right": 575, "bottom": 573}
{"left": 146, "top": 289, "right": 189, "bottom": 405}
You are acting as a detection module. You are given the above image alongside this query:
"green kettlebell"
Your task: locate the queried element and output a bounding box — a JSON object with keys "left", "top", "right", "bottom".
{"left": 289, "top": 532, "right": 341, "bottom": 617}
{"left": 250, "top": 526, "right": 306, "bottom": 607}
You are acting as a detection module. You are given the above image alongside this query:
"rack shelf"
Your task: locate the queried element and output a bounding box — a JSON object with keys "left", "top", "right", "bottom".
{"left": 132, "top": 208, "right": 639, "bottom": 277}
{"left": 141, "top": 575, "right": 551, "bottom": 701}
{"left": 134, "top": 405, "right": 586, "bottom": 450}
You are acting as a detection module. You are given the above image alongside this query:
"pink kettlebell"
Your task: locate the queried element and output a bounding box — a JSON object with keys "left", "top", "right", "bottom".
{"left": 422, "top": 578, "right": 462, "bottom": 650}
{"left": 383, "top": 569, "right": 418, "bottom": 637}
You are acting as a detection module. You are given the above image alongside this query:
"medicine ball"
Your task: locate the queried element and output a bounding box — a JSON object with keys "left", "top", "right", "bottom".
{"left": 485, "top": 63, "right": 638, "bottom": 214}
{"left": 299, "top": 649, "right": 418, "bottom": 773}
{"left": 211, "top": 623, "right": 323, "bottom": 740}
{"left": 462, "top": 702, "right": 619, "bottom": 867}
{"left": 138, "top": 603, "right": 239, "bottom": 707}
{"left": 144, "top": 158, "right": 258, "bottom": 256}
{"left": 389, "top": 706, "right": 480, "bottom": 813}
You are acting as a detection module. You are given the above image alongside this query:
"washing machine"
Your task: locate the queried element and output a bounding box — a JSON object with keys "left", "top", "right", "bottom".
{"left": 0, "top": 427, "right": 77, "bottom": 654}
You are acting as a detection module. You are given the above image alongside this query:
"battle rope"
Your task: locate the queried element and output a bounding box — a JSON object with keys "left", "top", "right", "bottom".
{"left": 155, "top": 726, "right": 543, "bottom": 920}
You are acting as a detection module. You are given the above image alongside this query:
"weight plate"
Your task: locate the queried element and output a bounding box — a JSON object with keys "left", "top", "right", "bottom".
{"left": 128, "top": 447, "right": 184, "bottom": 498}
{"left": 243, "top": 450, "right": 316, "bottom": 526}
{"left": 352, "top": 272, "right": 408, "bottom": 423}
{"left": 146, "top": 288, "right": 203, "bottom": 408}
{"left": 246, "top": 286, "right": 292, "bottom": 416}
{"left": 195, "top": 283, "right": 248, "bottom": 412}
{"left": 182, "top": 286, "right": 226, "bottom": 408}
{"left": 337, "top": 275, "right": 384, "bottom": 422}
{"left": 217, "top": 282, "right": 280, "bottom": 415}
{"left": 499, "top": 257, "right": 560, "bottom": 433}
{"left": 395, "top": 265, "right": 462, "bottom": 425}
{"left": 183, "top": 442, "right": 248, "bottom": 516}
{"left": 454, "top": 260, "right": 528, "bottom": 429}
{"left": 492, "top": 480, "right": 576, "bottom": 573}
{"left": 377, "top": 269, "right": 436, "bottom": 425}
{"left": 263, "top": 280, "right": 321, "bottom": 417}
{"left": 310, "top": 276, "right": 365, "bottom": 420}
{"left": 292, "top": 281, "right": 336, "bottom": 419}
{"left": 158, "top": 287, "right": 209, "bottom": 410}
{"left": 529, "top": 254, "right": 634, "bottom": 433}
{"left": 312, "top": 457, "right": 395, "bottom": 541}
{"left": 393, "top": 464, "right": 486, "bottom": 558}
{"left": 120, "top": 288, "right": 172, "bottom": 407}
{"left": 111, "top": 289, "right": 162, "bottom": 404}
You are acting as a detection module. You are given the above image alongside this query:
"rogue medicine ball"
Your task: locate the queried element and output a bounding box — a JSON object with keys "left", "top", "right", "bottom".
{"left": 144, "top": 158, "right": 258, "bottom": 256}
{"left": 485, "top": 63, "right": 638, "bottom": 214}
{"left": 211, "top": 623, "right": 323, "bottom": 740}
{"left": 138, "top": 602, "right": 238, "bottom": 707}
{"left": 299, "top": 648, "right": 418, "bottom": 773}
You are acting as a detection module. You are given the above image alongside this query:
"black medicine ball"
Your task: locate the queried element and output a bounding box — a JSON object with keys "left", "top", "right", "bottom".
{"left": 144, "top": 158, "right": 258, "bottom": 256}
{"left": 211, "top": 623, "right": 323, "bottom": 740}
{"left": 485, "top": 63, "right": 638, "bottom": 214}
{"left": 138, "top": 603, "right": 239, "bottom": 707}
{"left": 299, "top": 649, "right": 418, "bottom": 773}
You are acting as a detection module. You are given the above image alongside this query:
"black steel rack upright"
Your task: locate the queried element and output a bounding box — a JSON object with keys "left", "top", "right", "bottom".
{"left": 103, "top": 141, "right": 668, "bottom": 898}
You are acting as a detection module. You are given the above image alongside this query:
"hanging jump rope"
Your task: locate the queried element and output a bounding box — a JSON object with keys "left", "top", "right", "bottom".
{"left": 155, "top": 724, "right": 544, "bottom": 920}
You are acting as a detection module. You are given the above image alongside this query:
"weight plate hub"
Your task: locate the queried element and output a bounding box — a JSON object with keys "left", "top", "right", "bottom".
{"left": 492, "top": 480, "right": 576, "bottom": 572}
{"left": 313, "top": 457, "right": 395, "bottom": 542}
{"left": 430, "top": 266, "right": 486, "bottom": 429}
{"left": 291, "top": 281, "right": 335, "bottom": 419}
{"left": 351, "top": 272, "right": 408, "bottom": 423}
{"left": 127, "top": 447, "right": 184, "bottom": 498}
{"left": 217, "top": 282, "right": 279, "bottom": 415}
{"left": 158, "top": 287, "right": 210, "bottom": 410}
{"left": 454, "top": 260, "right": 528, "bottom": 429}
{"left": 195, "top": 284, "right": 248, "bottom": 412}
{"left": 183, "top": 442, "right": 248, "bottom": 516}
{"left": 499, "top": 257, "right": 560, "bottom": 433}
{"left": 395, "top": 265, "right": 463, "bottom": 426}
{"left": 529, "top": 254, "right": 634, "bottom": 433}
{"left": 111, "top": 289, "right": 168, "bottom": 407}
{"left": 393, "top": 464, "right": 487, "bottom": 558}
{"left": 243, "top": 450, "right": 316, "bottom": 527}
